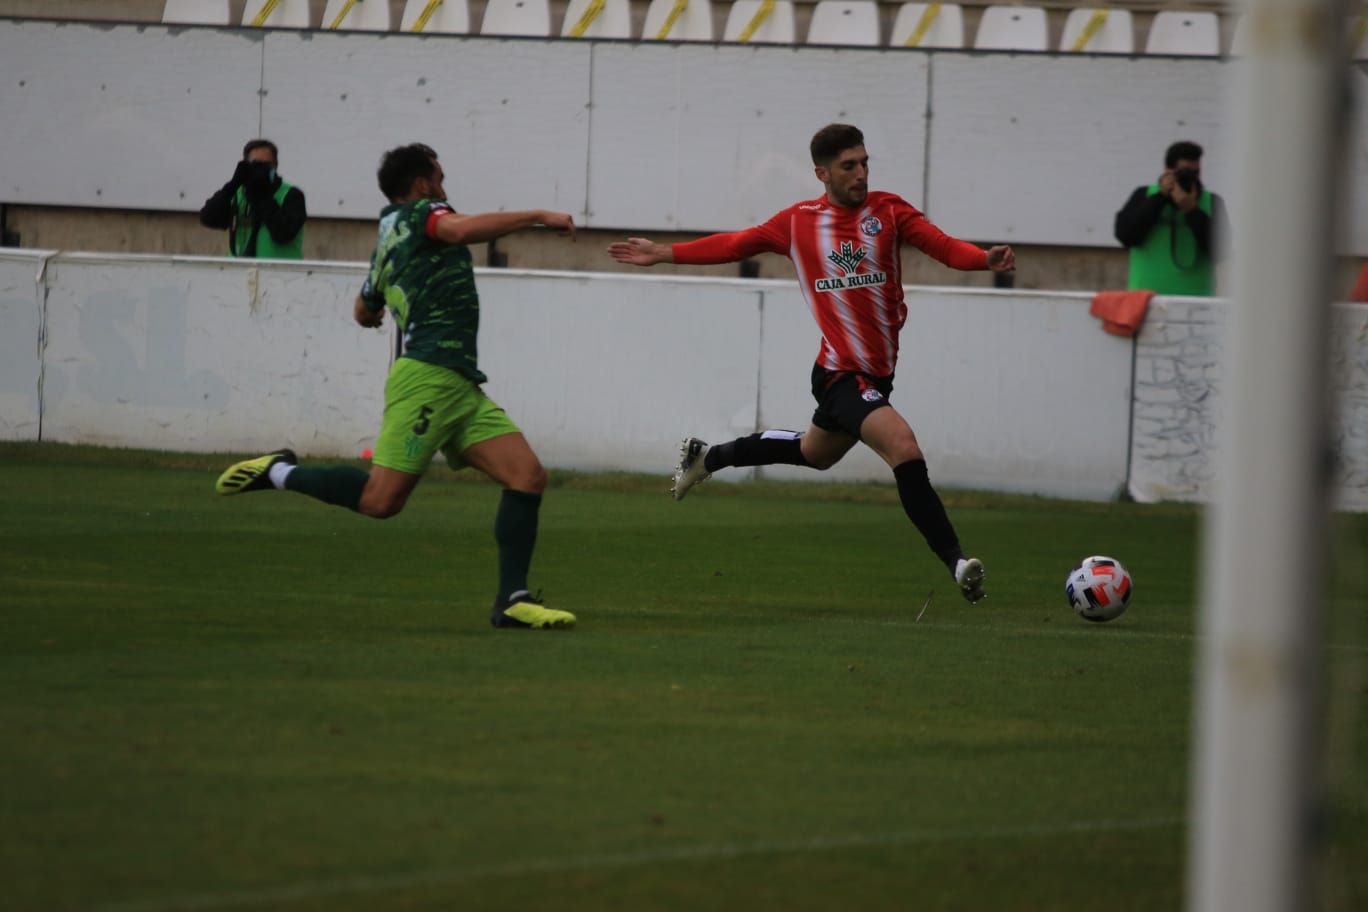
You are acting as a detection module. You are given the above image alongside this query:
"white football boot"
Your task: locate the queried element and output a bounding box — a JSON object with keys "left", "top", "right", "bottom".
{"left": 955, "top": 557, "right": 987, "bottom": 603}
{"left": 670, "top": 437, "right": 712, "bottom": 501}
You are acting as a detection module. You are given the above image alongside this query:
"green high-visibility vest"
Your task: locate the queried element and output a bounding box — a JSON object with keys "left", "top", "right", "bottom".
{"left": 230, "top": 181, "right": 304, "bottom": 259}
{"left": 1127, "top": 184, "right": 1214, "bottom": 296}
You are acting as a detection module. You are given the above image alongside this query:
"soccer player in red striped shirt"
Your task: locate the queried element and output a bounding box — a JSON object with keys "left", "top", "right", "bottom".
{"left": 609, "top": 123, "right": 1015, "bottom": 603}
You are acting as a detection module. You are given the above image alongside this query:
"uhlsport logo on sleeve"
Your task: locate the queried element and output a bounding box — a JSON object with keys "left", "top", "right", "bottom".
{"left": 816, "top": 241, "right": 887, "bottom": 293}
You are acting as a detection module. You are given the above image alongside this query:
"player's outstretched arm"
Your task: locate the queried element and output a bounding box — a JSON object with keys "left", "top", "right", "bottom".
{"left": 609, "top": 237, "right": 674, "bottom": 267}
{"left": 433, "top": 209, "right": 575, "bottom": 246}
{"left": 986, "top": 245, "right": 1016, "bottom": 272}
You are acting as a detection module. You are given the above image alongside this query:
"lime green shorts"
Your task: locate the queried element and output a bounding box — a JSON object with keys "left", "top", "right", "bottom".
{"left": 373, "top": 358, "right": 520, "bottom": 475}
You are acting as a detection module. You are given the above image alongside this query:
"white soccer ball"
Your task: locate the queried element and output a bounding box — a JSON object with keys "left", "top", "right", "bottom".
{"left": 1065, "top": 555, "right": 1133, "bottom": 623}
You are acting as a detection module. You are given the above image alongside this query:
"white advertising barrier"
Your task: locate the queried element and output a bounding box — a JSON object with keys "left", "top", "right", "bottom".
{"left": 756, "top": 286, "right": 1133, "bottom": 500}
{"left": 1127, "top": 297, "right": 1368, "bottom": 512}
{"left": 38, "top": 254, "right": 391, "bottom": 456}
{"left": 476, "top": 271, "right": 764, "bottom": 473}
{"left": 0, "top": 249, "right": 51, "bottom": 441}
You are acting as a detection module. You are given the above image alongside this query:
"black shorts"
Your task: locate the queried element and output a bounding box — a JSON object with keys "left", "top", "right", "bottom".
{"left": 809, "top": 364, "right": 894, "bottom": 437}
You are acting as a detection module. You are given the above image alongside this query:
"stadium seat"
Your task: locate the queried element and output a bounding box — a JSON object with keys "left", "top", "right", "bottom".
{"left": 481, "top": 0, "right": 551, "bottom": 36}
{"left": 561, "top": 0, "right": 632, "bottom": 38}
{"left": 162, "top": 0, "right": 232, "bottom": 24}
{"left": 974, "top": 5, "right": 1048, "bottom": 52}
{"left": 240, "top": 0, "right": 312, "bottom": 28}
{"left": 1059, "top": 8, "right": 1134, "bottom": 54}
{"left": 1144, "top": 11, "right": 1220, "bottom": 56}
{"left": 722, "top": 1, "right": 796, "bottom": 44}
{"left": 400, "top": 0, "right": 470, "bottom": 32}
{"left": 890, "top": 3, "right": 964, "bottom": 49}
{"left": 241, "top": 0, "right": 312, "bottom": 28}
{"left": 323, "top": 0, "right": 393, "bottom": 31}
{"left": 806, "top": 1, "right": 880, "bottom": 46}
{"left": 642, "top": 0, "right": 714, "bottom": 41}
{"left": 1354, "top": 15, "right": 1368, "bottom": 59}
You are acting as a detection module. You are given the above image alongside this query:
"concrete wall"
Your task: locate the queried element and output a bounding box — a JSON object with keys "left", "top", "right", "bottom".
{"left": 1128, "top": 297, "right": 1368, "bottom": 512}
{"left": 4, "top": 18, "right": 1366, "bottom": 253}
{"left": 4, "top": 249, "right": 1366, "bottom": 510}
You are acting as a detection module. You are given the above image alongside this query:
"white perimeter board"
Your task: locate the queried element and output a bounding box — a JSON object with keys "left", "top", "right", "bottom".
{"left": 260, "top": 32, "right": 593, "bottom": 220}
{"left": 588, "top": 43, "right": 930, "bottom": 231}
{"left": 0, "top": 20, "right": 262, "bottom": 211}
{"left": 927, "top": 54, "right": 1232, "bottom": 247}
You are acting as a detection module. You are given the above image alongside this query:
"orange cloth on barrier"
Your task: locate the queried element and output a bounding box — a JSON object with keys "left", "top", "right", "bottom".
{"left": 1351, "top": 262, "right": 1368, "bottom": 303}
{"left": 1090, "top": 289, "right": 1155, "bottom": 337}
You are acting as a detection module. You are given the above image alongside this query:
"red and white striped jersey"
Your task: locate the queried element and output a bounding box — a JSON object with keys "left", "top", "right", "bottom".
{"left": 672, "top": 191, "right": 988, "bottom": 377}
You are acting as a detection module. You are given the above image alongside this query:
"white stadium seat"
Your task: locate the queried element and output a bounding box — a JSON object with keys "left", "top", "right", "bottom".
{"left": 974, "top": 5, "right": 1048, "bottom": 52}
{"left": 1144, "top": 11, "right": 1220, "bottom": 56}
{"left": 400, "top": 0, "right": 470, "bottom": 33}
{"left": 481, "top": 0, "right": 551, "bottom": 36}
{"left": 806, "top": 1, "right": 880, "bottom": 46}
{"left": 323, "top": 0, "right": 393, "bottom": 31}
{"left": 561, "top": 0, "right": 632, "bottom": 38}
{"left": 890, "top": 3, "right": 964, "bottom": 49}
{"left": 1059, "top": 8, "right": 1134, "bottom": 54}
{"left": 241, "top": 0, "right": 312, "bottom": 28}
{"left": 722, "top": 1, "right": 796, "bottom": 44}
{"left": 642, "top": 0, "right": 714, "bottom": 41}
{"left": 162, "top": 0, "right": 231, "bottom": 24}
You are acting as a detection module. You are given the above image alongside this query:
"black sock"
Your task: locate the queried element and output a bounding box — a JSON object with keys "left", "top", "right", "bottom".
{"left": 284, "top": 465, "right": 369, "bottom": 512}
{"left": 495, "top": 489, "right": 542, "bottom": 603}
{"left": 704, "top": 430, "right": 810, "bottom": 472}
{"left": 893, "top": 459, "right": 964, "bottom": 574}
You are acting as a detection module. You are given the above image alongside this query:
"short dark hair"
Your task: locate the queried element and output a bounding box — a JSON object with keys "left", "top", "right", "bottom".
{"left": 242, "top": 139, "right": 278, "bottom": 164}
{"left": 810, "top": 124, "right": 865, "bottom": 166}
{"left": 1165, "top": 140, "right": 1203, "bottom": 169}
{"left": 377, "top": 143, "right": 439, "bottom": 201}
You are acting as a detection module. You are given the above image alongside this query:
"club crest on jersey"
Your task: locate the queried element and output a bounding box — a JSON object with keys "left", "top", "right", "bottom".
{"left": 861, "top": 388, "right": 883, "bottom": 403}
{"left": 860, "top": 216, "right": 883, "bottom": 236}
{"left": 816, "top": 241, "right": 887, "bottom": 293}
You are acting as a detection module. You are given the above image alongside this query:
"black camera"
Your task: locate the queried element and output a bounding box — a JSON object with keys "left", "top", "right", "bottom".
{"left": 1174, "top": 168, "right": 1199, "bottom": 192}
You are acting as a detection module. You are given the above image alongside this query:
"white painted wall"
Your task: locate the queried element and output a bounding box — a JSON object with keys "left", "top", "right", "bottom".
{"left": 3, "top": 19, "right": 1366, "bottom": 251}
{"left": 7, "top": 250, "right": 1367, "bottom": 508}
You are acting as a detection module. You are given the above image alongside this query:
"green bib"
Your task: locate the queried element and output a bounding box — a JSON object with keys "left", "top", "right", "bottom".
{"left": 1127, "top": 184, "right": 1214, "bottom": 296}
{"left": 231, "top": 181, "right": 304, "bottom": 259}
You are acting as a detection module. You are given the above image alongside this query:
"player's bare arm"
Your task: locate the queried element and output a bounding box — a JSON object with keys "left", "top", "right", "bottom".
{"left": 433, "top": 209, "right": 575, "bottom": 246}
{"left": 354, "top": 294, "right": 383, "bottom": 328}
{"left": 986, "top": 245, "right": 1016, "bottom": 272}
{"left": 608, "top": 237, "right": 675, "bottom": 267}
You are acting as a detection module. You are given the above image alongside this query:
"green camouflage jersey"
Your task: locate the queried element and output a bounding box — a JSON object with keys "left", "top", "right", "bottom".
{"left": 360, "top": 199, "right": 486, "bottom": 383}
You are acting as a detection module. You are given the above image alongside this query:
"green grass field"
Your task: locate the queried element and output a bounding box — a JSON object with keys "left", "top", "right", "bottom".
{"left": 3, "top": 442, "right": 1365, "bottom": 911}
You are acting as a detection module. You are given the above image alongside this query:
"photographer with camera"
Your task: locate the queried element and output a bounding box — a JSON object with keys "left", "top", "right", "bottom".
{"left": 199, "top": 139, "right": 307, "bottom": 259}
{"left": 1114, "top": 140, "right": 1226, "bottom": 296}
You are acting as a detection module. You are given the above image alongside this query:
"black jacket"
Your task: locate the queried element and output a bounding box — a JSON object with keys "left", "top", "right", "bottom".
{"left": 199, "top": 171, "right": 307, "bottom": 257}
{"left": 1114, "top": 185, "right": 1226, "bottom": 258}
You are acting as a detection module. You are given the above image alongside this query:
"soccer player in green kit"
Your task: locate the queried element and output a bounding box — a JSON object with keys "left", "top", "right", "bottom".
{"left": 215, "top": 143, "right": 578, "bottom": 629}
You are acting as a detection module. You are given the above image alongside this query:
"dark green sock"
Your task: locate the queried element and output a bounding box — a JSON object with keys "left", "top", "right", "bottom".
{"left": 283, "top": 466, "right": 369, "bottom": 512}
{"left": 495, "top": 489, "right": 542, "bottom": 602}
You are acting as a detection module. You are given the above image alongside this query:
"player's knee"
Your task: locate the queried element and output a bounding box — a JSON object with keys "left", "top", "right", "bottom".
{"left": 358, "top": 491, "right": 406, "bottom": 519}
{"left": 516, "top": 462, "right": 548, "bottom": 494}
{"left": 806, "top": 453, "right": 840, "bottom": 471}
{"left": 885, "top": 435, "right": 923, "bottom": 465}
